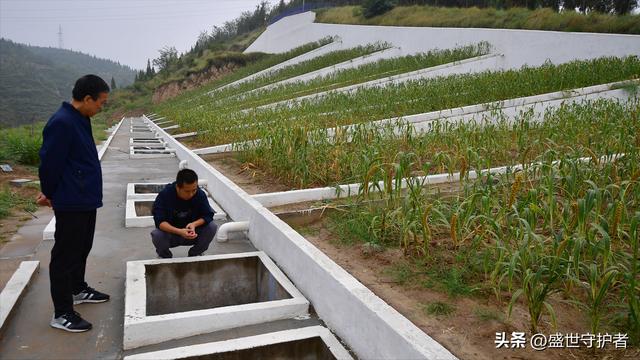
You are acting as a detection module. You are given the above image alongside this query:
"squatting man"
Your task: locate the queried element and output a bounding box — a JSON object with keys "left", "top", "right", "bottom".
{"left": 151, "top": 169, "right": 218, "bottom": 258}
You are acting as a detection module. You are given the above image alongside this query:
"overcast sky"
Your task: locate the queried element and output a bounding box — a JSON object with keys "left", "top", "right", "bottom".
{"left": 0, "top": 0, "right": 277, "bottom": 70}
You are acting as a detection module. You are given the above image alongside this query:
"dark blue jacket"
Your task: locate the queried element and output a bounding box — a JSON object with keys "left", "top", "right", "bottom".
{"left": 152, "top": 182, "right": 214, "bottom": 229}
{"left": 39, "top": 102, "right": 103, "bottom": 211}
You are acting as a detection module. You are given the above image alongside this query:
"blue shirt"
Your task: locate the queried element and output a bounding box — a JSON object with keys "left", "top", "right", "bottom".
{"left": 152, "top": 182, "right": 214, "bottom": 229}
{"left": 39, "top": 102, "right": 103, "bottom": 211}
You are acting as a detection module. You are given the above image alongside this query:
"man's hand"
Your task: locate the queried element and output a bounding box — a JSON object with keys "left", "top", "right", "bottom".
{"left": 179, "top": 228, "right": 197, "bottom": 240}
{"left": 36, "top": 192, "right": 52, "bottom": 207}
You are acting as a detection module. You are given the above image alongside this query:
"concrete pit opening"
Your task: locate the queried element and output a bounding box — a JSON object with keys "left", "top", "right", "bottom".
{"left": 144, "top": 255, "right": 292, "bottom": 316}
{"left": 173, "top": 337, "right": 336, "bottom": 360}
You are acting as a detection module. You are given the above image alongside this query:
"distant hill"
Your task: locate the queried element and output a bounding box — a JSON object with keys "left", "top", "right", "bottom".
{"left": 0, "top": 38, "right": 136, "bottom": 127}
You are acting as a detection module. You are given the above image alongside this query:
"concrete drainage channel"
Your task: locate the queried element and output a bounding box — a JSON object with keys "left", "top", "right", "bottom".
{"left": 128, "top": 122, "right": 177, "bottom": 159}
{"left": 123, "top": 117, "right": 356, "bottom": 358}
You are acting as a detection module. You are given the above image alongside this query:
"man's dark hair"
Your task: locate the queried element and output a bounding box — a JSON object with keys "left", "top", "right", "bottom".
{"left": 72, "top": 74, "right": 110, "bottom": 101}
{"left": 176, "top": 169, "right": 198, "bottom": 187}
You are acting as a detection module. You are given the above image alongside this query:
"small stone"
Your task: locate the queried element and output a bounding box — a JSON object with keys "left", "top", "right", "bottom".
{"left": 0, "top": 164, "right": 13, "bottom": 172}
{"left": 10, "top": 179, "right": 32, "bottom": 187}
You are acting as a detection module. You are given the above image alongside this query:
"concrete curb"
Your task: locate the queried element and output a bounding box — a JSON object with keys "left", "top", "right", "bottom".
{"left": 0, "top": 261, "right": 40, "bottom": 334}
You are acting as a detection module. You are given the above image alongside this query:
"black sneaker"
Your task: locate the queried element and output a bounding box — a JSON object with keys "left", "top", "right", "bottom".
{"left": 73, "top": 286, "right": 110, "bottom": 304}
{"left": 50, "top": 311, "right": 92, "bottom": 333}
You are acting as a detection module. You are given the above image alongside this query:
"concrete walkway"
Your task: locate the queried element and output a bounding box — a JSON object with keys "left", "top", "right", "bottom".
{"left": 0, "top": 118, "right": 259, "bottom": 359}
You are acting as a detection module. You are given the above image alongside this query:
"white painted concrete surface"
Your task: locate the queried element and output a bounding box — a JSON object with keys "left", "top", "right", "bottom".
{"left": 0, "top": 261, "right": 40, "bottom": 333}
{"left": 259, "top": 53, "right": 503, "bottom": 110}
{"left": 146, "top": 115, "right": 457, "bottom": 359}
{"left": 193, "top": 80, "right": 638, "bottom": 157}
{"left": 123, "top": 251, "right": 309, "bottom": 349}
{"left": 246, "top": 12, "right": 640, "bottom": 72}
{"left": 172, "top": 131, "right": 199, "bottom": 139}
{"left": 253, "top": 152, "right": 623, "bottom": 209}
{"left": 235, "top": 46, "right": 402, "bottom": 102}
{"left": 208, "top": 39, "right": 343, "bottom": 95}
{"left": 124, "top": 326, "right": 352, "bottom": 360}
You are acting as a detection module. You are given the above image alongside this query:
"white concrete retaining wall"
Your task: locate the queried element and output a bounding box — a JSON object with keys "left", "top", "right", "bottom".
{"left": 145, "top": 114, "right": 457, "bottom": 359}
{"left": 253, "top": 153, "right": 622, "bottom": 209}
{"left": 246, "top": 12, "right": 640, "bottom": 71}
{"left": 236, "top": 46, "right": 402, "bottom": 101}
{"left": 256, "top": 52, "right": 503, "bottom": 110}
{"left": 208, "top": 39, "right": 343, "bottom": 95}
{"left": 194, "top": 80, "right": 639, "bottom": 157}
{"left": 0, "top": 261, "right": 40, "bottom": 333}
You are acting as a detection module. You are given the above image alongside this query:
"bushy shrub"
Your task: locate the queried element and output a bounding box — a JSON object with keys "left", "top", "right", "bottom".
{"left": 362, "top": 0, "right": 396, "bottom": 18}
{"left": 4, "top": 132, "right": 42, "bottom": 166}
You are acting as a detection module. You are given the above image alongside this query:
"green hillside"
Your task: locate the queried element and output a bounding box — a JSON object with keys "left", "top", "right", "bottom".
{"left": 315, "top": 5, "right": 640, "bottom": 34}
{"left": 0, "top": 38, "right": 136, "bottom": 127}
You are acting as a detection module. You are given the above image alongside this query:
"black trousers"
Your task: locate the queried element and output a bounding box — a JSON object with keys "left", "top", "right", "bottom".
{"left": 151, "top": 222, "right": 217, "bottom": 258}
{"left": 50, "top": 210, "right": 96, "bottom": 317}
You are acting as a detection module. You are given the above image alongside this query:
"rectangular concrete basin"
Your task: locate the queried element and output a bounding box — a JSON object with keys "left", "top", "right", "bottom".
{"left": 145, "top": 254, "right": 291, "bottom": 316}
{"left": 130, "top": 138, "right": 163, "bottom": 144}
{"left": 129, "top": 147, "right": 176, "bottom": 159}
{"left": 124, "top": 326, "right": 352, "bottom": 359}
{"left": 132, "top": 145, "right": 167, "bottom": 151}
{"left": 134, "top": 184, "right": 166, "bottom": 194}
{"left": 125, "top": 183, "right": 227, "bottom": 222}
{"left": 124, "top": 252, "right": 310, "bottom": 349}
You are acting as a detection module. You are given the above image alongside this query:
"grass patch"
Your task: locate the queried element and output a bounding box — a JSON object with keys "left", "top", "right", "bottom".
{"left": 293, "top": 224, "right": 320, "bottom": 237}
{"left": 316, "top": 6, "right": 640, "bottom": 34}
{"left": 474, "top": 306, "right": 504, "bottom": 322}
{"left": 423, "top": 301, "right": 456, "bottom": 316}
{"left": 0, "top": 186, "right": 37, "bottom": 219}
{"left": 385, "top": 261, "right": 416, "bottom": 286}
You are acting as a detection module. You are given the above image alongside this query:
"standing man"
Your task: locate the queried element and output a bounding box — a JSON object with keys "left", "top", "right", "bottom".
{"left": 151, "top": 169, "right": 217, "bottom": 258}
{"left": 37, "top": 74, "right": 111, "bottom": 333}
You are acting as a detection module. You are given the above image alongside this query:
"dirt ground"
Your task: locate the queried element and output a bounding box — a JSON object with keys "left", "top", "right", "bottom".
{"left": 294, "top": 218, "right": 639, "bottom": 360}
{"left": 0, "top": 164, "right": 42, "bottom": 291}
{"left": 179, "top": 136, "right": 211, "bottom": 150}
{"left": 201, "top": 153, "right": 291, "bottom": 195}
{"left": 0, "top": 164, "right": 40, "bottom": 246}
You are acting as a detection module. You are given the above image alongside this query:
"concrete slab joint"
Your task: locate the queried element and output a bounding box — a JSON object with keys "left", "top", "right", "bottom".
{"left": 123, "top": 251, "right": 309, "bottom": 349}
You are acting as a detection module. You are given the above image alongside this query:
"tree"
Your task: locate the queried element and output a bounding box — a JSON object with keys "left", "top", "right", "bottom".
{"left": 110, "top": 76, "right": 117, "bottom": 90}
{"left": 614, "top": 0, "right": 637, "bottom": 14}
{"left": 145, "top": 59, "right": 155, "bottom": 78}
{"left": 362, "top": 0, "right": 396, "bottom": 18}
{"left": 153, "top": 46, "right": 178, "bottom": 73}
